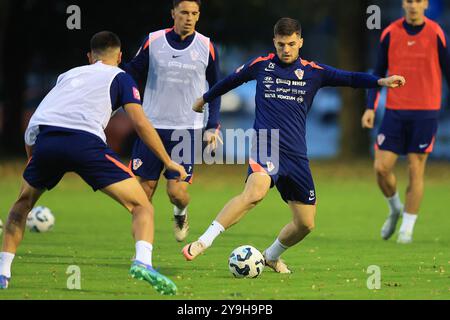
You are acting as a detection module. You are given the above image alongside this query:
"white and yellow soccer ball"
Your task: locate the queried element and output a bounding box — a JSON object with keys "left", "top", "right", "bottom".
{"left": 26, "top": 206, "right": 55, "bottom": 233}
{"left": 228, "top": 245, "right": 265, "bottom": 278}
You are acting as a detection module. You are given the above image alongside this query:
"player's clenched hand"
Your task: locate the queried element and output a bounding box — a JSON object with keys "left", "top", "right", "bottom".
{"left": 192, "top": 97, "right": 206, "bottom": 113}
{"left": 204, "top": 129, "right": 223, "bottom": 154}
{"left": 378, "top": 75, "right": 406, "bottom": 88}
{"left": 361, "top": 109, "right": 375, "bottom": 129}
{"left": 165, "top": 160, "right": 188, "bottom": 181}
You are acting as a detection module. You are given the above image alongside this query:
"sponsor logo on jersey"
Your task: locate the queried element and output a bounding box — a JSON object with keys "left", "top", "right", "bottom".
{"left": 377, "top": 134, "right": 386, "bottom": 146}
{"left": 292, "top": 81, "right": 306, "bottom": 87}
{"left": 264, "top": 62, "right": 276, "bottom": 72}
{"left": 419, "top": 144, "right": 429, "bottom": 149}
{"left": 407, "top": 41, "right": 416, "bottom": 46}
{"left": 236, "top": 64, "right": 245, "bottom": 73}
{"left": 277, "top": 88, "right": 291, "bottom": 94}
{"left": 263, "top": 76, "right": 274, "bottom": 84}
{"left": 295, "top": 69, "right": 304, "bottom": 80}
{"left": 133, "top": 159, "right": 143, "bottom": 171}
{"left": 276, "top": 78, "right": 292, "bottom": 86}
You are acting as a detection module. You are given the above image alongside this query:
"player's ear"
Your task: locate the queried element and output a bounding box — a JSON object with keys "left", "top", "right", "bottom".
{"left": 298, "top": 37, "right": 304, "bottom": 49}
{"left": 171, "top": 9, "right": 175, "bottom": 20}
{"left": 118, "top": 51, "right": 122, "bottom": 65}
{"left": 87, "top": 52, "right": 93, "bottom": 64}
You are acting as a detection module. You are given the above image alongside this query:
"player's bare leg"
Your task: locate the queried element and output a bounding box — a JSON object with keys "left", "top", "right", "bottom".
{"left": 1, "top": 180, "right": 45, "bottom": 289}
{"left": 102, "top": 178, "right": 155, "bottom": 243}
{"left": 102, "top": 178, "right": 177, "bottom": 295}
{"left": 138, "top": 178, "right": 159, "bottom": 202}
{"left": 374, "top": 150, "right": 399, "bottom": 197}
{"left": 374, "top": 150, "right": 403, "bottom": 240}
{"left": 263, "top": 202, "right": 316, "bottom": 274}
{"left": 167, "top": 180, "right": 191, "bottom": 242}
{"left": 183, "top": 173, "right": 271, "bottom": 261}
{"left": 397, "top": 153, "right": 428, "bottom": 244}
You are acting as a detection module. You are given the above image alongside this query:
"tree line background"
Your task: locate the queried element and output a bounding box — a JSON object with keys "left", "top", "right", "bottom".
{"left": 0, "top": 0, "right": 448, "bottom": 158}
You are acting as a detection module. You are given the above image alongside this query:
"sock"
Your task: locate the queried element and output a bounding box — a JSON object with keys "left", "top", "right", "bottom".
{"left": 135, "top": 241, "right": 153, "bottom": 266}
{"left": 0, "top": 252, "right": 15, "bottom": 278}
{"left": 198, "top": 221, "right": 225, "bottom": 247}
{"left": 399, "top": 212, "right": 418, "bottom": 234}
{"left": 386, "top": 192, "right": 402, "bottom": 214}
{"left": 264, "top": 239, "right": 289, "bottom": 261}
{"left": 174, "top": 206, "right": 187, "bottom": 217}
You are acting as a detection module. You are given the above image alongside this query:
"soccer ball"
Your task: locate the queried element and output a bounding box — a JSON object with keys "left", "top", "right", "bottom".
{"left": 26, "top": 206, "right": 55, "bottom": 233}
{"left": 0, "top": 218, "right": 3, "bottom": 236}
{"left": 228, "top": 245, "right": 265, "bottom": 278}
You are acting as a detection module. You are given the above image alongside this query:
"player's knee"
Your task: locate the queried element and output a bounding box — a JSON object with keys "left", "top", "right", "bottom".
{"left": 124, "top": 194, "right": 153, "bottom": 214}
{"left": 167, "top": 188, "right": 189, "bottom": 206}
{"left": 242, "top": 190, "right": 266, "bottom": 206}
{"left": 374, "top": 161, "right": 392, "bottom": 177}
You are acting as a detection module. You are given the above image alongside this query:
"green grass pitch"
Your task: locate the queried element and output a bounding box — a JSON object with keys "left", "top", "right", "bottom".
{"left": 0, "top": 161, "right": 449, "bottom": 300}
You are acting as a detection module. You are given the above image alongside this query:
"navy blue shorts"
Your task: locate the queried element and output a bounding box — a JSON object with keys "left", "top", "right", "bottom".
{"left": 24, "top": 127, "right": 134, "bottom": 191}
{"left": 131, "top": 129, "right": 195, "bottom": 183}
{"left": 376, "top": 110, "right": 438, "bottom": 155}
{"left": 247, "top": 152, "right": 316, "bottom": 205}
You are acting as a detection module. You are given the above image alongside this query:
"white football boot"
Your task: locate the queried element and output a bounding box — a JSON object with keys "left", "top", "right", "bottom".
{"left": 381, "top": 206, "right": 403, "bottom": 240}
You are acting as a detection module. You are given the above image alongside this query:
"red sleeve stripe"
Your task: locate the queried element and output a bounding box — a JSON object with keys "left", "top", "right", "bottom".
{"left": 143, "top": 38, "right": 150, "bottom": 50}
{"left": 209, "top": 42, "right": 216, "bottom": 61}
{"left": 300, "top": 59, "right": 324, "bottom": 70}
{"left": 249, "top": 53, "right": 275, "bottom": 67}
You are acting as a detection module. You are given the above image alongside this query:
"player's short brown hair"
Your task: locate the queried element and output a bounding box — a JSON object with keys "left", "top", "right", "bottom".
{"left": 274, "top": 18, "right": 302, "bottom": 37}
{"left": 173, "top": 0, "right": 201, "bottom": 8}
{"left": 90, "top": 31, "right": 121, "bottom": 56}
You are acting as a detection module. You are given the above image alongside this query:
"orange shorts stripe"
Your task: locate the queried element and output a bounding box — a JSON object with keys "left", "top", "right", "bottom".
{"left": 425, "top": 137, "right": 436, "bottom": 153}
{"left": 105, "top": 154, "right": 135, "bottom": 178}
{"left": 249, "top": 159, "right": 267, "bottom": 174}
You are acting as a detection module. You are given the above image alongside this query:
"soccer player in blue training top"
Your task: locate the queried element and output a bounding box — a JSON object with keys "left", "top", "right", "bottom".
{"left": 182, "top": 18, "right": 405, "bottom": 273}
{"left": 123, "top": 0, "right": 221, "bottom": 242}
{"left": 0, "top": 31, "right": 187, "bottom": 295}
{"left": 361, "top": 0, "right": 450, "bottom": 244}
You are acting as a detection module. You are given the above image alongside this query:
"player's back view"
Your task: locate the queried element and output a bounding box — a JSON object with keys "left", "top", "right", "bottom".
{"left": 0, "top": 31, "right": 187, "bottom": 295}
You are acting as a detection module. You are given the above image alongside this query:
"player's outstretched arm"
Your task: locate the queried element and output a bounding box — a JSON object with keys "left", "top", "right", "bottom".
{"left": 124, "top": 103, "right": 188, "bottom": 180}
{"left": 193, "top": 57, "right": 262, "bottom": 114}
